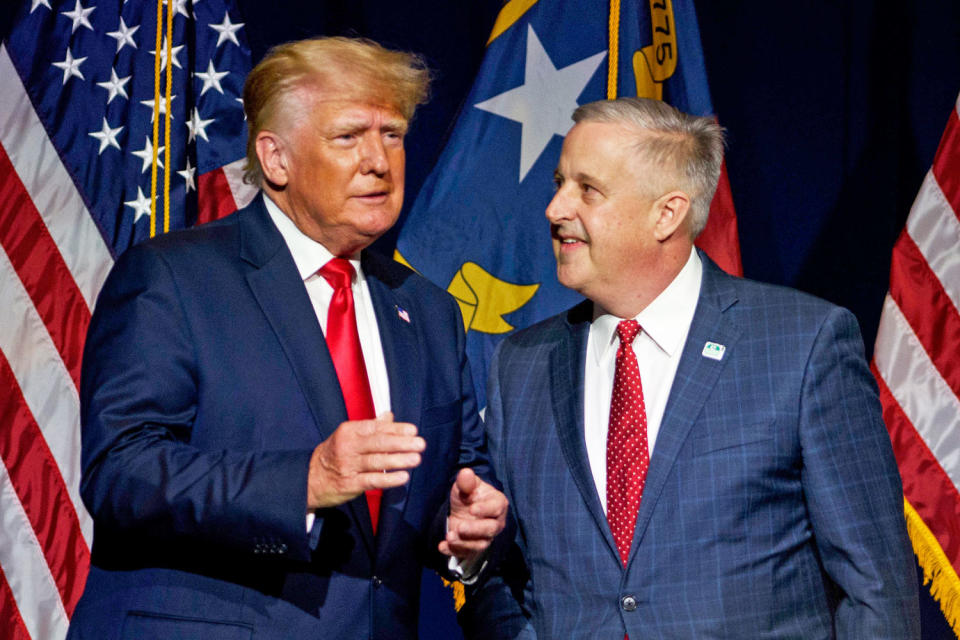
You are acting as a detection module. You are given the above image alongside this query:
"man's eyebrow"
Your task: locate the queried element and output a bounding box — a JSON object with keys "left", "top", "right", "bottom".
{"left": 572, "top": 171, "right": 604, "bottom": 188}
{"left": 381, "top": 118, "right": 409, "bottom": 133}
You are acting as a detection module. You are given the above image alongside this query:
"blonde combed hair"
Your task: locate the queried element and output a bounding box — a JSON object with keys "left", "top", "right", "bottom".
{"left": 242, "top": 37, "right": 430, "bottom": 185}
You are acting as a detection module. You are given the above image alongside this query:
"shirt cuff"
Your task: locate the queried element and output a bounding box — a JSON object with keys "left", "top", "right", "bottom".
{"left": 447, "top": 554, "right": 488, "bottom": 585}
{"left": 445, "top": 516, "right": 488, "bottom": 584}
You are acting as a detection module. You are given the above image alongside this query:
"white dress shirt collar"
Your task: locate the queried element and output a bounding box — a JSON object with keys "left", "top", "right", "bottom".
{"left": 590, "top": 247, "right": 703, "bottom": 363}
{"left": 263, "top": 194, "right": 362, "bottom": 281}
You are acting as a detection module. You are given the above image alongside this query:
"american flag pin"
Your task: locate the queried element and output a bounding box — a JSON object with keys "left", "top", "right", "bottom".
{"left": 396, "top": 305, "right": 411, "bottom": 323}
{"left": 702, "top": 341, "right": 725, "bottom": 361}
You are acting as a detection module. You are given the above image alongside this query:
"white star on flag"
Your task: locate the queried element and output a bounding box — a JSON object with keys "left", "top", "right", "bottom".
{"left": 61, "top": 0, "right": 94, "bottom": 34}
{"left": 209, "top": 12, "right": 244, "bottom": 48}
{"left": 150, "top": 38, "right": 185, "bottom": 71}
{"left": 52, "top": 48, "right": 87, "bottom": 84}
{"left": 195, "top": 60, "right": 229, "bottom": 96}
{"left": 89, "top": 118, "right": 123, "bottom": 154}
{"left": 163, "top": 0, "right": 191, "bottom": 19}
{"left": 140, "top": 95, "right": 178, "bottom": 122}
{"left": 474, "top": 25, "right": 606, "bottom": 182}
{"left": 30, "top": 0, "right": 51, "bottom": 14}
{"left": 187, "top": 108, "right": 214, "bottom": 142}
{"left": 178, "top": 157, "right": 197, "bottom": 192}
{"left": 106, "top": 17, "right": 139, "bottom": 53}
{"left": 124, "top": 186, "right": 154, "bottom": 222}
{"left": 97, "top": 69, "right": 131, "bottom": 104}
{"left": 133, "top": 136, "right": 165, "bottom": 173}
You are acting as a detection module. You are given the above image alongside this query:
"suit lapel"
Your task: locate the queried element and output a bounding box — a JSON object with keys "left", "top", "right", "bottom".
{"left": 362, "top": 254, "right": 422, "bottom": 559}
{"left": 240, "top": 196, "right": 347, "bottom": 441}
{"left": 240, "top": 198, "right": 377, "bottom": 554}
{"left": 551, "top": 303, "right": 621, "bottom": 562}
{"left": 629, "top": 256, "right": 741, "bottom": 559}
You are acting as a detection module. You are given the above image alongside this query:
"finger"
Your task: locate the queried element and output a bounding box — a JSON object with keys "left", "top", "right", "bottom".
{"left": 467, "top": 497, "right": 508, "bottom": 520}
{"left": 352, "top": 419, "right": 418, "bottom": 438}
{"left": 441, "top": 538, "right": 492, "bottom": 556}
{"left": 455, "top": 468, "right": 479, "bottom": 497}
{"left": 449, "top": 517, "right": 504, "bottom": 542}
{"left": 357, "top": 434, "right": 426, "bottom": 455}
{"left": 360, "top": 469, "right": 410, "bottom": 490}
{"left": 456, "top": 467, "right": 479, "bottom": 491}
{"left": 362, "top": 451, "right": 422, "bottom": 472}
{"left": 371, "top": 419, "right": 419, "bottom": 438}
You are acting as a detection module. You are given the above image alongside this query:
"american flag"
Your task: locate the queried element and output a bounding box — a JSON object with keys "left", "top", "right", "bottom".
{"left": 872, "top": 91, "right": 960, "bottom": 635}
{"left": 0, "top": 0, "right": 255, "bottom": 636}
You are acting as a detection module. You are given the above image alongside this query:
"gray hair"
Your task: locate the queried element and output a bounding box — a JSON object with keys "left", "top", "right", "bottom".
{"left": 572, "top": 97, "right": 725, "bottom": 238}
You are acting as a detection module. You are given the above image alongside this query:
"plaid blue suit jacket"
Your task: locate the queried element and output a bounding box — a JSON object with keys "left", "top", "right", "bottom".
{"left": 464, "top": 253, "right": 920, "bottom": 639}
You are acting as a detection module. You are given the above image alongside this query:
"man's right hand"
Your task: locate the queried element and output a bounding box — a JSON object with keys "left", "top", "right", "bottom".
{"left": 307, "top": 412, "right": 425, "bottom": 509}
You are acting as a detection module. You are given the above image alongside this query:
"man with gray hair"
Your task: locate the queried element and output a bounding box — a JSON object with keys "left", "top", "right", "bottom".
{"left": 462, "top": 97, "right": 919, "bottom": 638}
{"left": 68, "top": 37, "right": 507, "bottom": 639}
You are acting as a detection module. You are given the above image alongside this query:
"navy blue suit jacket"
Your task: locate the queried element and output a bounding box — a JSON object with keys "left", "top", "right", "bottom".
{"left": 69, "top": 195, "right": 488, "bottom": 639}
{"left": 464, "top": 253, "right": 920, "bottom": 639}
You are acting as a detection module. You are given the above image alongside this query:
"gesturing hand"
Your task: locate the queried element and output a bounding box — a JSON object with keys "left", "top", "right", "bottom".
{"left": 440, "top": 468, "right": 508, "bottom": 565}
{"left": 307, "top": 412, "right": 425, "bottom": 509}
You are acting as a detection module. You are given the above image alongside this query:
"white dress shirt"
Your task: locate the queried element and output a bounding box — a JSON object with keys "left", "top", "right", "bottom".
{"left": 264, "top": 195, "right": 392, "bottom": 416}
{"left": 584, "top": 248, "right": 702, "bottom": 513}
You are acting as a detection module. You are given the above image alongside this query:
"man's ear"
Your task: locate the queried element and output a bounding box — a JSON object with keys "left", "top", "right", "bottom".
{"left": 255, "top": 130, "right": 289, "bottom": 187}
{"left": 652, "top": 191, "right": 691, "bottom": 242}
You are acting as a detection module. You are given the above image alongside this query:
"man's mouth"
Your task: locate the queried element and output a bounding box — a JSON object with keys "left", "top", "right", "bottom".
{"left": 355, "top": 190, "right": 390, "bottom": 202}
{"left": 553, "top": 228, "right": 587, "bottom": 247}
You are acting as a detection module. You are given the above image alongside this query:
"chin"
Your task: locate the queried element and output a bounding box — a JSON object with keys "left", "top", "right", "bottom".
{"left": 555, "top": 269, "right": 581, "bottom": 294}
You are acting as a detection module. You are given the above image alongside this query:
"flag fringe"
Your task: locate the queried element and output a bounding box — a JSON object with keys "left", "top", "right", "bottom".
{"left": 904, "top": 498, "right": 960, "bottom": 635}
{"left": 441, "top": 577, "right": 467, "bottom": 612}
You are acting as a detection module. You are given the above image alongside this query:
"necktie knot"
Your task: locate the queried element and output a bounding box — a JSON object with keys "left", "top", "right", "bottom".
{"left": 616, "top": 319, "right": 641, "bottom": 346}
{"left": 319, "top": 258, "right": 355, "bottom": 290}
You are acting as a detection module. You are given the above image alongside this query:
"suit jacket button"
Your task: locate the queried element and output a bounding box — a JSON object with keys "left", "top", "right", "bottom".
{"left": 372, "top": 576, "right": 383, "bottom": 588}
{"left": 621, "top": 595, "right": 638, "bottom": 611}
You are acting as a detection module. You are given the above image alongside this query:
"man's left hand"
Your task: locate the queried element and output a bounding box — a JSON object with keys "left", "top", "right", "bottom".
{"left": 440, "top": 468, "right": 508, "bottom": 565}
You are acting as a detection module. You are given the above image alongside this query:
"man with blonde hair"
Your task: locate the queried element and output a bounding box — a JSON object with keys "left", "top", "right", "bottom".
{"left": 462, "top": 97, "right": 919, "bottom": 638}
{"left": 68, "top": 37, "right": 507, "bottom": 639}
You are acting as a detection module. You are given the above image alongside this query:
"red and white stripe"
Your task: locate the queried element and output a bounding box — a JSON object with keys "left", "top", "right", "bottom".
{"left": 0, "top": 41, "right": 251, "bottom": 638}
{"left": 872, "top": 92, "right": 960, "bottom": 608}
{"left": 0, "top": 42, "right": 109, "bottom": 638}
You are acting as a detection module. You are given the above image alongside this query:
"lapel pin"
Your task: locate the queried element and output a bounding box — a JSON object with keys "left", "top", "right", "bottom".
{"left": 702, "top": 341, "right": 725, "bottom": 361}
{"left": 395, "top": 305, "right": 411, "bottom": 323}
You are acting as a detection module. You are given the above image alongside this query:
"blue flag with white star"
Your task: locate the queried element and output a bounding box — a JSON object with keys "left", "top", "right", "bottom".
{"left": 396, "top": 0, "right": 717, "bottom": 407}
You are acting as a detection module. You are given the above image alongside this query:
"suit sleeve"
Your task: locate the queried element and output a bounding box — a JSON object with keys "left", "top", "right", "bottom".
{"left": 798, "top": 306, "right": 920, "bottom": 637}
{"left": 79, "top": 244, "right": 315, "bottom": 561}
{"left": 458, "top": 342, "right": 537, "bottom": 639}
{"left": 423, "top": 290, "right": 513, "bottom": 580}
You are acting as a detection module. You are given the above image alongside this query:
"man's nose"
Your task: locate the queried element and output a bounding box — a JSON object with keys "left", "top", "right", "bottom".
{"left": 545, "top": 188, "right": 572, "bottom": 223}
{"left": 359, "top": 134, "right": 389, "bottom": 175}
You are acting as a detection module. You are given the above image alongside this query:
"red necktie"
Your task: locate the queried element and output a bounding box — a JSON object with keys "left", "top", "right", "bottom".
{"left": 606, "top": 320, "right": 650, "bottom": 567}
{"left": 318, "top": 258, "right": 381, "bottom": 534}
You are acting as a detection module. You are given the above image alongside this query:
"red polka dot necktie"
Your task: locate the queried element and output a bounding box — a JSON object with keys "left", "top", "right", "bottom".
{"left": 606, "top": 319, "right": 650, "bottom": 567}
{"left": 318, "top": 258, "right": 381, "bottom": 534}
